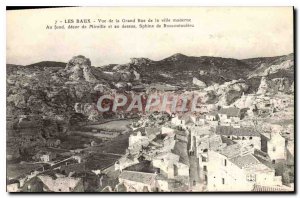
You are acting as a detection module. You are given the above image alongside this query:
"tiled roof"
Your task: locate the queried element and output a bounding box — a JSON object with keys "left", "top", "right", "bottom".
{"left": 252, "top": 185, "right": 293, "bottom": 192}
{"left": 217, "top": 144, "right": 242, "bottom": 158}
{"left": 218, "top": 107, "right": 240, "bottom": 117}
{"left": 154, "top": 152, "right": 180, "bottom": 163}
{"left": 230, "top": 154, "right": 260, "bottom": 168}
{"left": 119, "top": 170, "right": 156, "bottom": 184}
{"left": 216, "top": 126, "right": 260, "bottom": 137}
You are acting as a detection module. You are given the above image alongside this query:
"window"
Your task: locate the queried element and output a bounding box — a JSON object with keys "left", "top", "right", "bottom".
{"left": 174, "top": 165, "right": 178, "bottom": 176}
{"left": 272, "top": 160, "right": 276, "bottom": 164}
{"left": 273, "top": 147, "right": 276, "bottom": 152}
{"left": 224, "top": 159, "right": 227, "bottom": 166}
{"left": 203, "top": 165, "right": 207, "bottom": 171}
{"left": 222, "top": 178, "right": 225, "bottom": 185}
{"left": 249, "top": 136, "right": 252, "bottom": 140}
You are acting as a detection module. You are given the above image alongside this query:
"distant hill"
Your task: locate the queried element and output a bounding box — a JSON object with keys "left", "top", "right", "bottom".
{"left": 7, "top": 53, "right": 294, "bottom": 91}
{"left": 26, "top": 61, "right": 66, "bottom": 69}
{"left": 100, "top": 53, "right": 294, "bottom": 89}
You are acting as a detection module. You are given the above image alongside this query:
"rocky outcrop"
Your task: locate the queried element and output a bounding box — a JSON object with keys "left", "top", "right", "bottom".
{"left": 204, "top": 79, "right": 249, "bottom": 105}
{"left": 257, "top": 77, "right": 268, "bottom": 94}
{"left": 257, "top": 76, "right": 292, "bottom": 94}
{"left": 74, "top": 103, "right": 100, "bottom": 121}
{"left": 130, "top": 58, "right": 153, "bottom": 65}
{"left": 192, "top": 77, "right": 207, "bottom": 88}
{"left": 249, "top": 59, "right": 293, "bottom": 78}
{"left": 65, "top": 55, "right": 98, "bottom": 83}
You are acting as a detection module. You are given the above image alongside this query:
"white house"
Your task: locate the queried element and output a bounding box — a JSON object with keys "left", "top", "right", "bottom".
{"left": 171, "top": 114, "right": 193, "bottom": 129}
{"left": 152, "top": 152, "right": 189, "bottom": 180}
{"left": 267, "top": 132, "right": 286, "bottom": 163}
{"left": 216, "top": 126, "right": 261, "bottom": 150}
{"left": 218, "top": 107, "right": 241, "bottom": 126}
{"left": 207, "top": 144, "right": 282, "bottom": 191}
{"left": 128, "top": 131, "right": 150, "bottom": 153}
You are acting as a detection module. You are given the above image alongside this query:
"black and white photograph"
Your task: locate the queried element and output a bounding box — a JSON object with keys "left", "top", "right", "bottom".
{"left": 5, "top": 6, "right": 295, "bottom": 193}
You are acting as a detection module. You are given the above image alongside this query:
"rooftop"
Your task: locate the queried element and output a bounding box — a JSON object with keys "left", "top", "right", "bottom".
{"left": 252, "top": 185, "right": 293, "bottom": 192}
{"left": 216, "top": 126, "right": 260, "bottom": 137}
{"left": 230, "top": 154, "right": 260, "bottom": 169}
{"left": 218, "top": 107, "right": 240, "bottom": 117}
{"left": 119, "top": 170, "right": 157, "bottom": 184}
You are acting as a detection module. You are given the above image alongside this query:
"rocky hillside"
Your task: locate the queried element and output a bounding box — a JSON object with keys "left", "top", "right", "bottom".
{"left": 6, "top": 53, "right": 294, "bottom": 159}
{"left": 7, "top": 53, "right": 294, "bottom": 124}
{"left": 100, "top": 53, "right": 294, "bottom": 91}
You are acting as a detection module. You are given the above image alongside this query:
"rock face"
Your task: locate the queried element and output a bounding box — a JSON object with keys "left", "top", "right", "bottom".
{"left": 249, "top": 59, "right": 294, "bottom": 78}
{"left": 6, "top": 53, "right": 294, "bottom": 161}
{"left": 65, "top": 55, "right": 98, "bottom": 83}
{"left": 192, "top": 77, "right": 207, "bottom": 88}
{"left": 203, "top": 79, "right": 249, "bottom": 105}
{"left": 130, "top": 58, "right": 153, "bottom": 66}
{"left": 257, "top": 77, "right": 268, "bottom": 94}
{"left": 257, "top": 76, "right": 291, "bottom": 94}
{"left": 74, "top": 103, "right": 100, "bottom": 121}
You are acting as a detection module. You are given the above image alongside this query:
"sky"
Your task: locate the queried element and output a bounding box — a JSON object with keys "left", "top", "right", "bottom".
{"left": 6, "top": 7, "right": 293, "bottom": 66}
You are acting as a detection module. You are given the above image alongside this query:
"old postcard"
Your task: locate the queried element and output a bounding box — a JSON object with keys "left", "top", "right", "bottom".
{"left": 6, "top": 7, "right": 294, "bottom": 192}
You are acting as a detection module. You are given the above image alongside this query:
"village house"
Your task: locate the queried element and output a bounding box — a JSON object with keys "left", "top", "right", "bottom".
{"left": 119, "top": 170, "right": 158, "bottom": 192}
{"left": 128, "top": 131, "right": 150, "bottom": 153}
{"left": 34, "top": 151, "right": 56, "bottom": 163}
{"left": 156, "top": 175, "right": 189, "bottom": 192}
{"left": 217, "top": 107, "right": 241, "bottom": 127}
{"left": 205, "top": 111, "right": 218, "bottom": 122}
{"left": 207, "top": 144, "right": 283, "bottom": 191}
{"left": 152, "top": 152, "right": 189, "bottom": 181}
{"left": 195, "top": 134, "right": 233, "bottom": 183}
{"left": 37, "top": 174, "right": 84, "bottom": 192}
{"left": 216, "top": 126, "right": 261, "bottom": 150}
{"left": 171, "top": 114, "right": 193, "bottom": 129}
{"left": 203, "top": 111, "right": 219, "bottom": 128}
{"left": 115, "top": 154, "right": 140, "bottom": 171}
{"left": 266, "top": 132, "right": 286, "bottom": 163}
{"left": 190, "top": 114, "right": 205, "bottom": 126}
